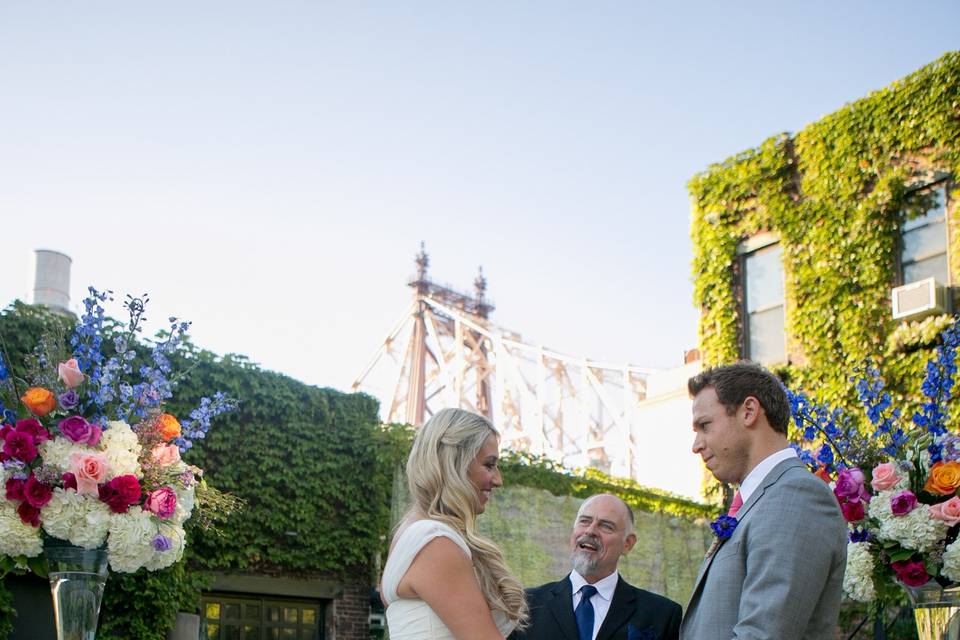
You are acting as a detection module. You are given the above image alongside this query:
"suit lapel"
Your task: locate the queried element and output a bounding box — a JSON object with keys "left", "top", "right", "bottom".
{"left": 686, "top": 458, "right": 804, "bottom": 609}
{"left": 547, "top": 576, "right": 580, "bottom": 640}
{"left": 596, "top": 576, "right": 635, "bottom": 640}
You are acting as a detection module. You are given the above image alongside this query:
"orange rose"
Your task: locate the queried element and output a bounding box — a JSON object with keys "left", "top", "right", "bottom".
{"left": 814, "top": 467, "right": 832, "bottom": 484}
{"left": 157, "top": 413, "right": 181, "bottom": 441}
{"left": 925, "top": 461, "right": 960, "bottom": 496}
{"left": 20, "top": 387, "right": 56, "bottom": 417}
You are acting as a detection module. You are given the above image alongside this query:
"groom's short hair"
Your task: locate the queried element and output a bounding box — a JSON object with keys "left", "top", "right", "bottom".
{"left": 687, "top": 361, "right": 789, "bottom": 434}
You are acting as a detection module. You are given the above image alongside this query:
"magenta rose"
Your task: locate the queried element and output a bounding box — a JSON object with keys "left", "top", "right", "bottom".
{"left": 23, "top": 475, "right": 53, "bottom": 508}
{"left": 834, "top": 468, "right": 869, "bottom": 503}
{"left": 61, "top": 472, "right": 77, "bottom": 491}
{"left": 99, "top": 475, "right": 142, "bottom": 513}
{"left": 892, "top": 559, "right": 931, "bottom": 587}
{"left": 144, "top": 487, "right": 177, "bottom": 519}
{"left": 16, "top": 502, "right": 40, "bottom": 527}
{"left": 58, "top": 416, "right": 102, "bottom": 446}
{"left": 891, "top": 490, "right": 918, "bottom": 516}
{"left": 5, "top": 478, "right": 25, "bottom": 501}
{"left": 15, "top": 419, "right": 49, "bottom": 445}
{"left": 3, "top": 431, "right": 37, "bottom": 462}
{"left": 841, "top": 500, "right": 866, "bottom": 522}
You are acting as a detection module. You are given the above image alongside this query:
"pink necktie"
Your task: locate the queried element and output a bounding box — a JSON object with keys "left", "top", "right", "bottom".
{"left": 727, "top": 490, "right": 743, "bottom": 517}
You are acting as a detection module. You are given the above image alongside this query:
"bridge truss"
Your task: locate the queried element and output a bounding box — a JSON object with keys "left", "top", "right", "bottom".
{"left": 352, "top": 246, "right": 654, "bottom": 479}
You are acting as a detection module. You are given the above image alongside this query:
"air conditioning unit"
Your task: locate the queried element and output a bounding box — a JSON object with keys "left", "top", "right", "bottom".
{"left": 891, "top": 277, "right": 949, "bottom": 320}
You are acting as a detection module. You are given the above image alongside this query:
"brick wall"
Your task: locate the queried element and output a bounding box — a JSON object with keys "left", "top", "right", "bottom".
{"left": 330, "top": 578, "right": 371, "bottom": 640}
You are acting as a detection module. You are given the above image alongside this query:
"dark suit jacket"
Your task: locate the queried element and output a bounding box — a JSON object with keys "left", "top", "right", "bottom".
{"left": 510, "top": 574, "right": 681, "bottom": 640}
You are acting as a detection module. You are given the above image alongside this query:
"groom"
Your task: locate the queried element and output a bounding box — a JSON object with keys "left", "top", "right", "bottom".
{"left": 511, "top": 493, "right": 681, "bottom": 640}
{"left": 681, "top": 362, "right": 847, "bottom": 639}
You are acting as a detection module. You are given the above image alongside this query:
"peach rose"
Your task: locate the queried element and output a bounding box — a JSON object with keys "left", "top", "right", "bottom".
{"left": 157, "top": 414, "right": 181, "bottom": 441}
{"left": 925, "top": 461, "right": 960, "bottom": 496}
{"left": 57, "top": 358, "right": 85, "bottom": 389}
{"left": 871, "top": 462, "right": 901, "bottom": 491}
{"left": 69, "top": 452, "right": 109, "bottom": 496}
{"left": 151, "top": 443, "right": 181, "bottom": 466}
{"left": 20, "top": 387, "right": 56, "bottom": 417}
{"left": 931, "top": 497, "right": 960, "bottom": 526}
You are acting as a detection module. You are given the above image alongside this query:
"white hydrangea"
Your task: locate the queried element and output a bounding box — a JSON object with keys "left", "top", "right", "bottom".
{"left": 942, "top": 539, "right": 960, "bottom": 583}
{"left": 144, "top": 522, "right": 186, "bottom": 571}
{"left": 843, "top": 542, "right": 876, "bottom": 602}
{"left": 106, "top": 506, "right": 155, "bottom": 573}
{"left": 100, "top": 421, "right": 142, "bottom": 479}
{"left": 172, "top": 485, "right": 196, "bottom": 525}
{"left": 0, "top": 501, "right": 42, "bottom": 558}
{"left": 868, "top": 490, "right": 949, "bottom": 552}
{"left": 40, "top": 438, "right": 92, "bottom": 474}
{"left": 41, "top": 489, "right": 112, "bottom": 550}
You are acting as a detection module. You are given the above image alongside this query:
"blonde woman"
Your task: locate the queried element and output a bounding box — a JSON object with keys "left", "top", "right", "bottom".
{"left": 380, "top": 408, "right": 528, "bottom": 639}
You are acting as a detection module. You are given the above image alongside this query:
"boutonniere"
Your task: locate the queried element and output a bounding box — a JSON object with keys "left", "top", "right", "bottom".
{"left": 705, "top": 515, "right": 738, "bottom": 558}
{"left": 626, "top": 623, "right": 657, "bottom": 640}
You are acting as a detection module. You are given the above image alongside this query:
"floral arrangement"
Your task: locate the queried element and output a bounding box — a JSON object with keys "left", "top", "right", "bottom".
{"left": 0, "top": 289, "right": 234, "bottom": 573}
{"left": 789, "top": 319, "right": 960, "bottom": 604}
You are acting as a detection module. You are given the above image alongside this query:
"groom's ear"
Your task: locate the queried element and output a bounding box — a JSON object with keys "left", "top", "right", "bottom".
{"left": 740, "top": 396, "right": 762, "bottom": 427}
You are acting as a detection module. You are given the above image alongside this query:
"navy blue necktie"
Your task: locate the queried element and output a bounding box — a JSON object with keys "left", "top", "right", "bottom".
{"left": 575, "top": 584, "right": 597, "bottom": 640}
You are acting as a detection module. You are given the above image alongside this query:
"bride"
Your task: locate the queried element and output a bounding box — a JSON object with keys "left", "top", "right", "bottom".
{"left": 380, "top": 408, "right": 528, "bottom": 639}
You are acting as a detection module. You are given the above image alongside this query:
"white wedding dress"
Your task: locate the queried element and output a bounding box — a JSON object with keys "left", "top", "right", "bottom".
{"left": 381, "top": 519, "right": 517, "bottom": 639}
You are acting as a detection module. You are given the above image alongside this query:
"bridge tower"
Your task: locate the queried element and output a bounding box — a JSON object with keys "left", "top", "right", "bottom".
{"left": 353, "top": 245, "right": 654, "bottom": 479}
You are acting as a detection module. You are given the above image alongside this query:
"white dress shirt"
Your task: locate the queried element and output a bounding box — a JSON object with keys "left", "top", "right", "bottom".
{"left": 569, "top": 570, "right": 619, "bottom": 640}
{"left": 738, "top": 447, "right": 798, "bottom": 503}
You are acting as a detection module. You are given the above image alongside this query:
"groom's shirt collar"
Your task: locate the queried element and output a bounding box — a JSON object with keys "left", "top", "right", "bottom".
{"left": 738, "top": 447, "right": 797, "bottom": 503}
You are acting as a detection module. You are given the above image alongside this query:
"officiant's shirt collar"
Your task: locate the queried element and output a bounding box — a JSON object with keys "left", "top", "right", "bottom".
{"left": 739, "top": 447, "right": 797, "bottom": 503}
{"left": 570, "top": 569, "right": 618, "bottom": 601}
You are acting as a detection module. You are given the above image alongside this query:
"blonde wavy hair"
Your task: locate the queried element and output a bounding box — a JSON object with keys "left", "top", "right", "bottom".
{"left": 405, "top": 408, "right": 528, "bottom": 626}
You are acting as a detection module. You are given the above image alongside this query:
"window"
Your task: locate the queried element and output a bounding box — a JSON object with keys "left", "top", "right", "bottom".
{"left": 901, "top": 183, "right": 949, "bottom": 285}
{"left": 201, "top": 594, "right": 324, "bottom": 640}
{"left": 743, "top": 242, "right": 785, "bottom": 364}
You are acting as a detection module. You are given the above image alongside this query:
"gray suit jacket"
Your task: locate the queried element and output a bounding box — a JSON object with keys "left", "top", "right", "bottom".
{"left": 680, "top": 457, "right": 847, "bottom": 640}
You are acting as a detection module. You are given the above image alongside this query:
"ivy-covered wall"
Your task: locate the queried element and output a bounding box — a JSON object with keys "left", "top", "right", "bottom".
{"left": 689, "top": 52, "right": 960, "bottom": 417}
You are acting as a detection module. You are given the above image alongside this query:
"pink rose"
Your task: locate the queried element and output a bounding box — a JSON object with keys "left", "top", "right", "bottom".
{"left": 930, "top": 497, "right": 960, "bottom": 526}
{"left": 144, "top": 486, "right": 177, "bottom": 519}
{"left": 871, "top": 462, "right": 901, "bottom": 491}
{"left": 69, "top": 452, "right": 109, "bottom": 496}
{"left": 151, "top": 444, "right": 181, "bottom": 467}
{"left": 57, "top": 358, "right": 84, "bottom": 389}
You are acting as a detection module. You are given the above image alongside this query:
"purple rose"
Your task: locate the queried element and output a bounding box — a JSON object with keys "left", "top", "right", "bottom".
{"left": 57, "top": 416, "right": 102, "bottom": 446}
{"left": 153, "top": 534, "right": 172, "bottom": 552}
{"left": 58, "top": 390, "right": 80, "bottom": 411}
{"left": 834, "top": 468, "right": 869, "bottom": 503}
{"left": 891, "top": 490, "right": 918, "bottom": 516}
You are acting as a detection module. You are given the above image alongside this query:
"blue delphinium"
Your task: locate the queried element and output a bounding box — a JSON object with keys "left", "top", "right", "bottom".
{"left": 854, "top": 366, "right": 906, "bottom": 457}
{"left": 174, "top": 392, "right": 237, "bottom": 451}
{"left": 787, "top": 387, "right": 869, "bottom": 473}
{"left": 913, "top": 321, "right": 960, "bottom": 437}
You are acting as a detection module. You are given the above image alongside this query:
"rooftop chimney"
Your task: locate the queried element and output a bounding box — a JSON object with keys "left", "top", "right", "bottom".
{"left": 32, "top": 249, "right": 72, "bottom": 315}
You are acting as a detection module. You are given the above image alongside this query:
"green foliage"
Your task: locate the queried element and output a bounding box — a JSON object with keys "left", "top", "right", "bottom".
{"left": 689, "top": 52, "right": 960, "bottom": 417}
{"left": 0, "top": 580, "right": 13, "bottom": 639}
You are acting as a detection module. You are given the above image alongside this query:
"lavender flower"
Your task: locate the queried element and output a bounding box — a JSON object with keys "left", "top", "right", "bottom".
{"left": 152, "top": 534, "right": 172, "bottom": 552}
{"left": 58, "top": 390, "right": 80, "bottom": 410}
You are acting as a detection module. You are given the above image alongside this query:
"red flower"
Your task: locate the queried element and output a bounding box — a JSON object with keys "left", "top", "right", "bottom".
{"left": 15, "top": 418, "right": 49, "bottom": 445}
{"left": 3, "top": 431, "right": 37, "bottom": 463}
{"left": 892, "top": 559, "right": 930, "bottom": 587}
{"left": 840, "top": 500, "right": 865, "bottom": 522}
{"left": 5, "top": 478, "right": 25, "bottom": 501}
{"left": 23, "top": 475, "right": 53, "bottom": 508}
{"left": 16, "top": 502, "right": 40, "bottom": 527}
{"left": 99, "top": 475, "right": 142, "bottom": 513}
{"left": 62, "top": 472, "right": 77, "bottom": 491}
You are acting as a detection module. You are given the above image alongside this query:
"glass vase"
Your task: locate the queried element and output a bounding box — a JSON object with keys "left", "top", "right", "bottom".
{"left": 45, "top": 541, "right": 109, "bottom": 640}
{"left": 903, "top": 581, "right": 960, "bottom": 640}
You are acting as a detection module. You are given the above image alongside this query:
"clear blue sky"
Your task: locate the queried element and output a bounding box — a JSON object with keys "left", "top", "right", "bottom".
{"left": 1, "top": 2, "right": 957, "bottom": 395}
